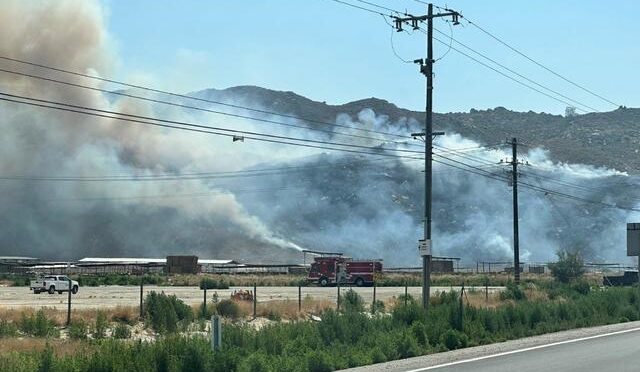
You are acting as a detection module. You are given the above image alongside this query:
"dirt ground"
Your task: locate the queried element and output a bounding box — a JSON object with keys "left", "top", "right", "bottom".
{"left": 0, "top": 285, "right": 505, "bottom": 310}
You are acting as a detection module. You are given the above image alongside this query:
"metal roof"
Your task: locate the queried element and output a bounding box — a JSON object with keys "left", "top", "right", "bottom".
{"left": 78, "top": 257, "right": 235, "bottom": 265}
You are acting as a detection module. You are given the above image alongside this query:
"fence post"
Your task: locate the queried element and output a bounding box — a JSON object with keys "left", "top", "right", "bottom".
{"left": 139, "top": 277, "right": 144, "bottom": 318}
{"left": 211, "top": 315, "right": 222, "bottom": 351}
{"left": 372, "top": 284, "right": 376, "bottom": 314}
{"left": 485, "top": 279, "right": 489, "bottom": 303}
{"left": 337, "top": 283, "right": 341, "bottom": 311}
{"left": 253, "top": 284, "right": 257, "bottom": 319}
{"left": 459, "top": 283, "right": 465, "bottom": 331}
{"left": 66, "top": 278, "right": 72, "bottom": 326}
{"left": 203, "top": 287, "right": 207, "bottom": 317}
{"left": 298, "top": 285, "right": 302, "bottom": 312}
{"left": 404, "top": 285, "right": 408, "bottom": 307}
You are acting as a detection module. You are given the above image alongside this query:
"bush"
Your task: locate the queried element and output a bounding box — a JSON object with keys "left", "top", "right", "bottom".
{"left": 19, "top": 310, "right": 58, "bottom": 338}
{"left": 371, "top": 300, "right": 385, "bottom": 314}
{"left": 93, "top": 311, "right": 108, "bottom": 339}
{"left": 215, "top": 299, "right": 241, "bottom": 319}
{"left": 440, "top": 329, "right": 468, "bottom": 350}
{"left": 500, "top": 282, "right": 526, "bottom": 301}
{"left": 200, "top": 277, "right": 229, "bottom": 290}
{"left": 342, "top": 289, "right": 364, "bottom": 313}
{"left": 112, "top": 323, "right": 131, "bottom": 339}
{"left": 571, "top": 280, "right": 591, "bottom": 295}
{"left": 548, "top": 250, "right": 586, "bottom": 283}
{"left": 68, "top": 319, "right": 88, "bottom": 340}
{"left": 0, "top": 319, "right": 18, "bottom": 337}
{"left": 144, "top": 291, "right": 193, "bottom": 333}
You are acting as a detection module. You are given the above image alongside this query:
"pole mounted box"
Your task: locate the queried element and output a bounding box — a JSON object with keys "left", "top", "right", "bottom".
{"left": 626, "top": 223, "right": 640, "bottom": 256}
{"left": 418, "top": 239, "right": 431, "bottom": 256}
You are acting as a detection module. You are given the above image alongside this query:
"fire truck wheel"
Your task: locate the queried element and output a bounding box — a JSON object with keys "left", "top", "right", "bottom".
{"left": 319, "top": 277, "right": 329, "bottom": 287}
{"left": 355, "top": 277, "right": 365, "bottom": 287}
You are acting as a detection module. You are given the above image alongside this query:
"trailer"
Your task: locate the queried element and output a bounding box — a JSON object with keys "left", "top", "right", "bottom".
{"left": 307, "top": 256, "right": 382, "bottom": 287}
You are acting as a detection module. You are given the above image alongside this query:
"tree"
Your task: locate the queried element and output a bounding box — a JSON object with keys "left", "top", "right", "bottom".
{"left": 548, "top": 250, "right": 586, "bottom": 283}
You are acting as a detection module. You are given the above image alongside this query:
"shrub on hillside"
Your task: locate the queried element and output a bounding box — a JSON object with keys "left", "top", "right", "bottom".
{"left": 0, "top": 319, "right": 17, "bottom": 337}
{"left": 548, "top": 250, "right": 585, "bottom": 283}
{"left": 440, "top": 329, "right": 468, "bottom": 350}
{"left": 144, "top": 291, "right": 193, "bottom": 333}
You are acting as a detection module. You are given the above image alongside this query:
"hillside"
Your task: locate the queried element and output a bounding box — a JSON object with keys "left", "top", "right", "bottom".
{"left": 192, "top": 86, "right": 640, "bottom": 173}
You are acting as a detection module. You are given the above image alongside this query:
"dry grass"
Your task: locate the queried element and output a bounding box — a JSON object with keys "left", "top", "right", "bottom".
{"left": 167, "top": 274, "right": 304, "bottom": 287}
{"left": 0, "top": 306, "right": 139, "bottom": 326}
{"left": 235, "top": 298, "right": 335, "bottom": 320}
{"left": 0, "top": 338, "right": 91, "bottom": 356}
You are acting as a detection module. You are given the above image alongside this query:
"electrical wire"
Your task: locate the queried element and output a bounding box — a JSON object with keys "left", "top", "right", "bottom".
{"left": 0, "top": 91, "right": 425, "bottom": 156}
{"left": 0, "top": 67, "right": 417, "bottom": 148}
{"left": 0, "top": 55, "right": 411, "bottom": 141}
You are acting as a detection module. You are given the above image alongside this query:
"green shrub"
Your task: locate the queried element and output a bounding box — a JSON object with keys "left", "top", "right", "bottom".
{"left": 371, "top": 300, "right": 385, "bottom": 314}
{"left": 392, "top": 300, "right": 425, "bottom": 325}
{"left": 216, "top": 299, "right": 241, "bottom": 319}
{"left": 144, "top": 291, "right": 193, "bottom": 333}
{"left": 68, "top": 319, "right": 88, "bottom": 340}
{"left": 112, "top": 323, "right": 131, "bottom": 339}
{"left": 342, "top": 289, "right": 364, "bottom": 313}
{"left": 500, "top": 282, "right": 526, "bottom": 301}
{"left": 0, "top": 319, "right": 18, "bottom": 337}
{"left": 19, "top": 310, "right": 58, "bottom": 338}
{"left": 571, "top": 280, "right": 591, "bottom": 295}
{"left": 200, "top": 277, "right": 229, "bottom": 290}
{"left": 548, "top": 250, "right": 586, "bottom": 283}
{"left": 93, "top": 311, "right": 108, "bottom": 339}
{"left": 440, "top": 329, "right": 468, "bottom": 350}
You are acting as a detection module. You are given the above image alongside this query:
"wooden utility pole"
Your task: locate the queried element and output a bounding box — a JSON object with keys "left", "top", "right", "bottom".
{"left": 394, "top": 3, "right": 461, "bottom": 313}
{"left": 510, "top": 137, "right": 521, "bottom": 283}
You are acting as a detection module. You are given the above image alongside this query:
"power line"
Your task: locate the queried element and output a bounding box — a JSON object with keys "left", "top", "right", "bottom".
{"left": 461, "top": 16, "right": 621, "bottom": 108}
{"left": 0, "top": 55, "right": 411, "bottom": 141}
{"left": 0, "top": 67, "right": 418, "bottom": 148}
{"left": 0, "top": 94, "right": 425, "bottom": 161}
{"left": 0, "top": 91, "right": 425, "bottom": 156}
{"left": 431, "top": 27, "right": 600, "bottom": 112}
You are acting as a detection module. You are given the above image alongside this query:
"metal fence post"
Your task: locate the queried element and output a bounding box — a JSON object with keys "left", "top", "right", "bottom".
{"left": 211, "top": 315, "right": 222, "bottom": 351}
{"left": 66, "top": 278, "right": 72, "bottom": 326}
{"left": 253, "top": 284, "right": 257, "bottom": 319}
{"left": 139, "top": 277, "right": 144, "bottom": 318}
{"left": 298, "top": 285, "right": 301, "bottom": 312}
{"left": 372, "top": 284, "right": 376, "bottom": 313}
{"left": 203, "top": 287, "right": 207, "bottom": 317}
{"left": 404, "top": 285, "right": 408, "bottom": 307}
{"left": 337, "top": 283, "right": 341, "bottom": 311}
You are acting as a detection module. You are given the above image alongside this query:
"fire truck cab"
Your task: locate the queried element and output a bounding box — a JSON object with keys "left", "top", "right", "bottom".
{"left": 307, "top": 256, "right": 382, "bottom": 287}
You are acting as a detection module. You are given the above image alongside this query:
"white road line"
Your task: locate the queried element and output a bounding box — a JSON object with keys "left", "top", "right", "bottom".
{"left": 404, "top": 327, "right": 640, "bottom": 372}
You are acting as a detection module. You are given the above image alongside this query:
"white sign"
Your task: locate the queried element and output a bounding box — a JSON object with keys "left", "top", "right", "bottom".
{"left": 418, "top": 239, "right": 431, "bottom": 256}
{"left": 627, "top": 223, "right": 640, "bottom": 256}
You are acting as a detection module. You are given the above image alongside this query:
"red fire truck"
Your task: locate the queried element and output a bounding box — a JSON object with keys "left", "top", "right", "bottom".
{"left": 307, "top": 256, "right": 382, "bottom": 287}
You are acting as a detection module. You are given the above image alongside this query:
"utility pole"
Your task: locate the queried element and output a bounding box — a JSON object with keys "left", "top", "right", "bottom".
{"left": 394, "top": 4, "right": 461, "bottom": 312}
{"left": 510, "top": 137, "right": 520, "bottom": 283}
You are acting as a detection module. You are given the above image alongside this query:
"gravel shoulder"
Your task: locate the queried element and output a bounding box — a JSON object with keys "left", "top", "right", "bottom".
{"left": 341, "top": 320, "right": 640, "bottom": 372}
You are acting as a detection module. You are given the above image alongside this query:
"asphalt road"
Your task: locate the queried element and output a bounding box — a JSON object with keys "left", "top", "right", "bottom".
{"left": 0, "top": 285, "right": 504, "bottom": 309}
{"left": 429, "top": 328, "right": 640, "bottom": 372}
{"left": 344, "top": 322, "right": 640, "bottom": 372}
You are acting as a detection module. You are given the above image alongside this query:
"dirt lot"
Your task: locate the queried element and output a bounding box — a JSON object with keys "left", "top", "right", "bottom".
{"left": 0, "top": 285, "right": 505, "bottom": 310}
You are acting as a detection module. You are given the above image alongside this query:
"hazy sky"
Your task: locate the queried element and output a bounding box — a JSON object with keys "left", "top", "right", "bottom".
{"left": 103, "top": 0, "right": 638, "bottom": 115}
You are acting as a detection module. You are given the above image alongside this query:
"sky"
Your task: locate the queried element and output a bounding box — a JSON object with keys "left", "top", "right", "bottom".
{"left": 102, "top": 0, "right": 639, "bottom": 115}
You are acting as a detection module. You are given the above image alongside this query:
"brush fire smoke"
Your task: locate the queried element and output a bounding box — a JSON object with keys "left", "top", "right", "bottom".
{"left": 0, "top": 0, "right": 637, "bottom": 266}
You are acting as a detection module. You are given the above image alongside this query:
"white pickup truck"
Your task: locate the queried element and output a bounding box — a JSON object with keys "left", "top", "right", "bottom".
{"left": 30, "top": 275, "right": 79, "bottom": 294}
